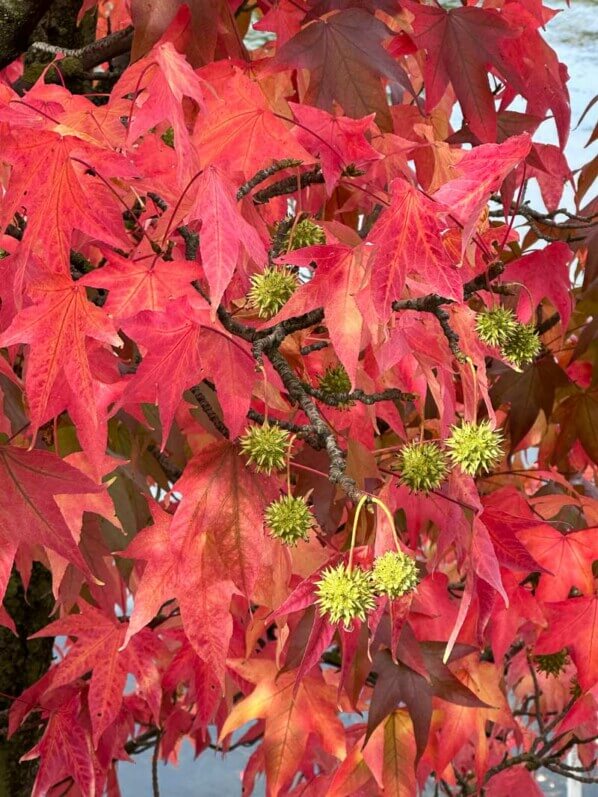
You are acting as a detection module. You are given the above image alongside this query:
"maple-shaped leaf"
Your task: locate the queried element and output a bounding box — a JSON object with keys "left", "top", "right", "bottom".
{"left": 186, "top": 166, "right": 267, "bottom": 310}
{"left": 121, "top": 298, "right": 256, "bottom": 441}
{"left": 0, "top": 130, "right": 130, "bottom": 297}
{"left": 220, "top": 658, "right": 346, "bottom": 797}
{"left": 195, "top": 67, "right": 312, "bottom": 180}
{"left": 0, "top": 445, "right": 101, "bottom": 583}
{"left": 503, "top": 241, "right": 573, "bottom": 330}
{"left": 23, "top": 692, "right": 96, "bottom": 797}
{"left": 33, "top": 601, "right": 161, "bottom": 744}
{"left": 270, "top": 8, "right": 414, "bottom": 128}
{"left": 367, "top": 642, "right": 486, "bottom": 761}
{"left": 518, "top": 524, "right": 598, "bottom": 602}
{"left": 112, "top": 39, "right": 204, "bottom": 183}
{"left": 79, "top": 247, "right": 202, "bottom": 320}
{"left": 402, "top": 0, "right": 522, "bottom": 142}
{"left": 124, "top": 443, "right": 278, "bottom": 683}
{"left": 273, "top": 244, "right": 367, "bottom": 384}
{"left": 535, "top": 595, "right": 598, "bottom": 690}
{"left": 288, "top": 102, "right": 381, "bottom": 194}
{"left": 433, "top": 134, "right": 531, "bottom": 245}
{"left": 0, "top": 276, "right": 121, "bottom": 470}
{"left": 366, "top": 179, "right": 461, "bottom": 319}
{"left": 169, "top": 441, "right": 278, "bottom": 600}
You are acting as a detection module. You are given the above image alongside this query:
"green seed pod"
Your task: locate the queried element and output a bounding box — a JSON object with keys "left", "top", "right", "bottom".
{"left": 315, "top": 563, "right": 376, "bottom": 629}
{"left": 239, "top": 423, "right": 291, "bottom": 475}
{"left": 475, "top": 307, "right": 519, "bottom": 347}
{"left": 247, "top": 267, "right": 298, "bottom": 319}
{"left": 371, "top": 550, "right": 419, "bottom": 599}
{"left": 318, "top": 365, "right": 354, "bottom": 409}
{"left": 446, "top": 420, "right": 504, "bottom": 476}
{"left": 501, "top": 323, "right": 541, "bottom": 369}
{"left": 265, "top": 495, "right": 314, "bottom": 545}
{"left": 284, "top": 218, "right": 326, "bottom": 250}
{"left": 535, "top": 649, "right": 570, "bottom": 678}
{"left": 397, "top": 441, "right": 448, "bottom": 493}
{"left": 161, "top": 127, "right": 175, "bottom": 148}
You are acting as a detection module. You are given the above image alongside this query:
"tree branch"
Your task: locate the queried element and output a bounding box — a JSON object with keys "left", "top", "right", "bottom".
{"left": 29, "top": 24, "right": 133, "bottom": 71}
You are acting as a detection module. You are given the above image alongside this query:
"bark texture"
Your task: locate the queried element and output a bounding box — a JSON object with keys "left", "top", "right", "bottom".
{"left": 0, "top": 0, "right": 54, "bottom": 69}
{"left": 0, "top": 565, "right": 54, "bottom": 797}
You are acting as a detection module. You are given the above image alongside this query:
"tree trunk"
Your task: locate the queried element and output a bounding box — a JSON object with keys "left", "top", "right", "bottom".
{"left": 0, "top": 565, "right": 54, "bottom": 797}
{"left": 0, "top": 0, "right": 54, "bottom": 69}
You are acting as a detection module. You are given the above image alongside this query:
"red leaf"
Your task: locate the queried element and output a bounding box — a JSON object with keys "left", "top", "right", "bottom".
{"left": 112, "top": 40, "right": 204, "bottom": 183}
{"left": 187, "top": 165, "right": 267, "bottom": 309}
{"left": 503, "top": 241, "right": 573, "bottom": 330}
{"left": 121, "top": 298, "right": 256, "bottom": 440}
{"left": 433, "top": 134, "right": 531, "bottom": 247}
{"left": 0, "top": 445, "right": 101, "bottom": 581}
{"left": 289, "top": 102, "right": 381, "bottom": 194}
{"left": 0, "top": 276, "right": 121, "bottom": 472}
{"left": 366, "top": 179, "right": 460, "bottom": 319}
{"left": 535, "top": 595, "right": 598, "bottom": 690}
{"left": 518, "top": 524, "right": 598, "bottom": 602}
{"left": 79, "top": 247, "right": 202, "bottom": 320}
{"left": 403, "top": 1, "right": 521, "bottom": 142}
{"left": 274, "top": 244, "right": 367, "bottom": 384}
{"left": 195, "top": 67, "right": 313, "bottom": 180}
{"left": 221, "top": 658, "right": 346, "bottom": 797}
{"left": 24, "top": 693, "right": 96, "bottom": 797}
{"left": 0, "top": 131, "right": 130, "bottom": 298}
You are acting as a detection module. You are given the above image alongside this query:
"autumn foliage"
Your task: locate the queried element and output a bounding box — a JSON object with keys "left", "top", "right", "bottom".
{"left": 0, "top": 0, "right": 597, "bottom": 795}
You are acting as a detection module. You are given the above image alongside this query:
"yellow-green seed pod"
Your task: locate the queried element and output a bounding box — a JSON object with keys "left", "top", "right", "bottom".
{"left": 265, "top": 495, "right": 314, "bottom": 545}
{"left": 315, "top": 563, "right": 376, "bottom": 629}
{"left": 446, "top": 420, "right": 503, "bottom": 476}
{"left": 239, "top": 423, "right": 291, "bottom": 475}
{"left": 247, "top": 267, "right": 298, "bottom": 319}
{"left": 397, "top": 441, "right": 448, "bottom": 493}
{"left": 371, "top": 550, "right": 419, "bottom": 599}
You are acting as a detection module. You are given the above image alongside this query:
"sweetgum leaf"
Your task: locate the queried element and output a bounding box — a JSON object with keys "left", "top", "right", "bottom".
{"left": 271, "top": 8, "right": 414, "bottom": 129}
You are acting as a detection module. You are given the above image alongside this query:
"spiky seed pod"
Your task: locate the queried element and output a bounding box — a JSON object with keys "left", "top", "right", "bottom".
{"left": 501, "top": 323, "right": 542, "bottom": 369}
{"left": 239, "top": 423, "right": 291, "bottom": 475}
{"left": 318, "top": 365, "right": 354, "bottom": 409}
{"left": 247, "top": 267, "right": 298, "bottom": 319}
{"left": 397, "top": 441, "right": 448, "bottom": 493}
{"left": 265, "top": 495, "right": 314, "bottom": 545}
{"left": 535, "top": 649, "right": 570, "bottom": 678}
{"left": 446, "top": 420, "right": 504, "bottom": 476}
{"left": 475, "top": 307, "right": 518, "bottom": 347}
{"left": 284, "top": 218, "right": 326, "bottom": 250}
{"left": 161, "top": 127, "right": 175, "bottom": 148}
{"left": 315, "top": 563, "right": 376, "bottom": 629}
{"left": 371, "top": 551, "right": 419, "bottom": 599}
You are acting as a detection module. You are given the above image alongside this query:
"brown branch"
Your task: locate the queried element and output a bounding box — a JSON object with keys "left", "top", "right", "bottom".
{"left": 236, "top": 159, "right": 304, "bottom": 201}
{"left": 29, "top": 24, "right": 133, "bottom": 71}
{"left": 253, "top": 168, "right": 325, "bottom": 204}
{"left": 303, "top": 384, "right": 414, "bottom": 406}
{"left": 266, "top": 349, "right": 363, "bottom": 502}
